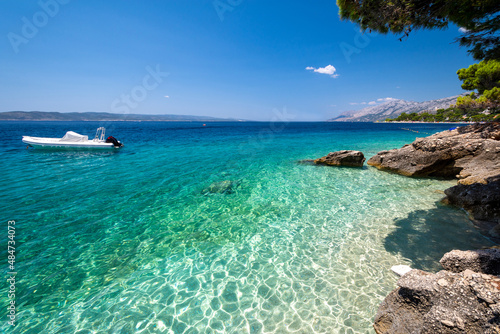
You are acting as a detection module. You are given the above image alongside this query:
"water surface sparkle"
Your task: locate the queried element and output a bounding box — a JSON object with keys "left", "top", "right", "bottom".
{"left": 0, "top": 121, "right": 493, "bottom": 333}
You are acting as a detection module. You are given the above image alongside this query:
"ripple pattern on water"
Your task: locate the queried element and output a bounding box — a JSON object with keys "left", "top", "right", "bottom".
{"left": 0, "top": 121, "right": 493, "bottom": 333}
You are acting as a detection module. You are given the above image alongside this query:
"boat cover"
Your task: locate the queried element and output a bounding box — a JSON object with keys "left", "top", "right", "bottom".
{"left": 61, "top": 131, "right": 88, "bottom": 142}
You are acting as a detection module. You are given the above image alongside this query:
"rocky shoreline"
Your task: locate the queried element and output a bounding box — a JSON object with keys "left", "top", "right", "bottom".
{"left": 367, "top": 122, "right": 500, "bottom": 239}
{"left": 310, "top": 122, "right": 500, "bottom": 332}
{"left": 313, "top": 150, "right": 365, "bottom": 167}
{"left": 374, "top": 249, "right": 500, "bottom": 333}
{"left": 366, "top": 122, "right": 500, "bottom": 333}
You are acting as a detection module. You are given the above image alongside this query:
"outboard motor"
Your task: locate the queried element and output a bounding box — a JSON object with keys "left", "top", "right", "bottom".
{"left": 106, "top": 136, "right": 123, "bottom": 147}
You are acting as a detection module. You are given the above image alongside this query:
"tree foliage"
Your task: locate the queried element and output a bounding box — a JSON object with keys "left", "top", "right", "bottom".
{"left": 386, "top": 106, "right": 499, "bottom": 122}
{"left": 455, "top": 93, "right": 499, "bottom": 110}
{"left": 483, "top": 86, "right": 500, "bottom": 103}
{"left": 457, "top": 59, "right": 500, "bottom": 94}
{"left": 459, "top": 11, "right": 500, "bottom": 60}
{"left": 337, "top": 0, "right": 500, "bottom": 60}
{"left": 455, "top": 59, "right": 500, "bottom": 111}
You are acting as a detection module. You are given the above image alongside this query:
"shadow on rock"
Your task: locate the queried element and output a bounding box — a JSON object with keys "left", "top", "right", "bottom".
{"left": 384, "top": 205, "right": 496, "bottom": 272}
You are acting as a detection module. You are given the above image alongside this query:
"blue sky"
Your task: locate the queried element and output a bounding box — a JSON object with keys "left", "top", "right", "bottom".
{"left": 0, "top": 0, "right": 475, "bottom": 121}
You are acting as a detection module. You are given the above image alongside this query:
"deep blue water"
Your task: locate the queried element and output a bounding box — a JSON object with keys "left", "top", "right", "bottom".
{"left": 0, "top": 121, "right": 493, "bottom": 333}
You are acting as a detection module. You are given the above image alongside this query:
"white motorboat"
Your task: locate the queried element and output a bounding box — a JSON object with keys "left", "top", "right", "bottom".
{"left": 23, "top": 127, "right": 123, "bottom": 149}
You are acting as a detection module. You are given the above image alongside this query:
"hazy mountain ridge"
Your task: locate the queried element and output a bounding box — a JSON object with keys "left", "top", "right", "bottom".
{"left": 0, "top": 111, "right": 239, "bottom": 122}
{"left": 329, "top": 95, "right": 461, "bottom": 122}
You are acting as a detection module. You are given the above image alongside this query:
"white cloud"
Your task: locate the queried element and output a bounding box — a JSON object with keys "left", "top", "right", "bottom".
{"left": 458, "top": 27, "right": 469, "bottom": 33}
{"left": 350, "top": 97, "right": 398, "bottom": 106}
{"left": 377, "top": 97, "right": 397, "bottom": 102}
{"left": 306, "top": 64, "right": 339, "bottom": 78}
{"left": 164, "top": 95, "right": 170, "bottom": 98}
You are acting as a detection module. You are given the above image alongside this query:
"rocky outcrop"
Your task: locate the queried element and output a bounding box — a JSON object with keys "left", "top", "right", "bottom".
{"left": 314, "top": 150, "right": 365, "bottom": 167}
{"left": 367, "top": 122, "right": 500, "bottom": 185}
{"left": 367, "top": 122, "right": 500, "bottom": 229}
{"left": 374, "top": 249, "right": 500, "bottom": 333}
{"left": 440, "top": 249, "right": 500, "bottom": 275}
{"left": 371, "top": 124, "right": 500, "bottom": 333}
{"left": 443, "top": 176, "right": 500, "bottom": 225}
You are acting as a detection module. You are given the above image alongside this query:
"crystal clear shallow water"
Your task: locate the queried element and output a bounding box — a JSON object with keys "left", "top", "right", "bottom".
{"left": 0, "top": 121, "right": 495, "bottom": 333}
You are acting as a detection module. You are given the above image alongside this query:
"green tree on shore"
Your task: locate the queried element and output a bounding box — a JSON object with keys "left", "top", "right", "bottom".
{"left": 456, "top": 59, "right": 500, "bottom": 110}
{"left": 458, "top": 60, "right": 500, "bottom": 94}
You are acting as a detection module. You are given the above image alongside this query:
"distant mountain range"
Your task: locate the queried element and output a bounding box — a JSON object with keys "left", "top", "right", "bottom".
{"left": 0, "top": 111, "right": 240, "bottom": 122}
{"left": 328, "top": 95, "right": 462, "bottom": 122}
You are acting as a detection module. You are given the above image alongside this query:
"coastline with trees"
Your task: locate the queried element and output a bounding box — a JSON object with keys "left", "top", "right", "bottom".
{"left": 387, "top": 59, "right": 499, "bottom": 122}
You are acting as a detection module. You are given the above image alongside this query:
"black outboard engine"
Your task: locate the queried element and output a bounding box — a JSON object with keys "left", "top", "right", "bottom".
{"left": 106, "top": 136, "right": 123, "bottom": 147}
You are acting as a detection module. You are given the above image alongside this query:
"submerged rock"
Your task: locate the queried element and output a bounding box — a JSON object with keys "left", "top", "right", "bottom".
{"left": 374, "top": 267, "right": 500, "bottom": 333}
{"left": 314, "top": 150, "right": 365, "bottom": 167}
{"left": 297, "top": 159, "right": 315, "bottom": 165}
{"left": 367, "top": 122, "right": 500, "bottom": 184}
{"left": 202, "top": 180, "right": 239, "bottom": 194}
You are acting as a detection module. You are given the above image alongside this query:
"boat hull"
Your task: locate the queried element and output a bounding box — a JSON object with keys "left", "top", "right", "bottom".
{"left": 22, "top": 136, "right": 122, "bottom": 150}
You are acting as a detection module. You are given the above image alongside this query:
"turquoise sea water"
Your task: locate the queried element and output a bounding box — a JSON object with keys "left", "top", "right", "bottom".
{"left": 0, "top": 121, "right": 495, "bottom": 333}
